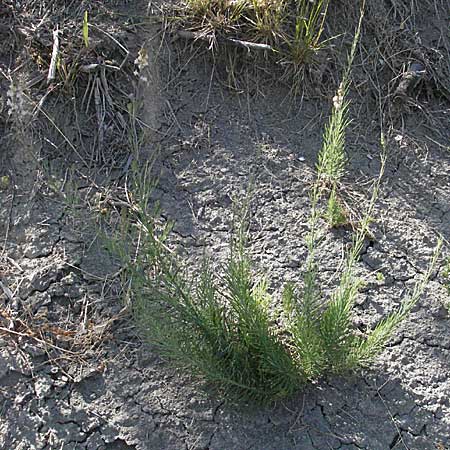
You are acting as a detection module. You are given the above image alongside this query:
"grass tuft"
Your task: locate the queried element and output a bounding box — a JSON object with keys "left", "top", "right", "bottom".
{"left": 114, "top": 184, "right": 301, "bottom": 401}
{"left": 172, "top": 0, "right": 331, "bottom": 82}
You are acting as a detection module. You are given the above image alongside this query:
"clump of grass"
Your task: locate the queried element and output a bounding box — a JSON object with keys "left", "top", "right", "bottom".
{"left": 279, "top": 0, "right": 330, "bottom": 84}
{"left": 172, "top": 0, "right": 330, "bottom": 75}
{"left": 183, "top": 0, "right": 247, "bottom": 36}
{"left": 110, "top": 179, "right": 301, "bottom": 401}
{"left": 246, "top": 0, "right": 287, "bottom": 45}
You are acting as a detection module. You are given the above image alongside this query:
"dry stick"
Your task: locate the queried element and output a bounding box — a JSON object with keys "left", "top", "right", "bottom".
{"left": 94, "top": 77, "right": 105, "bottom": 158}
{"left": 100, "top": 67, "right": 114, "bottom": 109}
{"left": 6, "top": 256, "right": 23, "bottom": 273}
{"left": 47, "top": 28, "right": 60, "bottom": 84}
{"left": 80, "top": 63, "right": 120, "bottom": 73}
{"left": 177, "top": 30, "right": 274, "bottom": 52}
{"left": 0, "top": 326, "right": 80, "bottom": 356}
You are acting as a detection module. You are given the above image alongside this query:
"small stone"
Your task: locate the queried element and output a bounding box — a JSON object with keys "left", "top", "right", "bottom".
{"left": 61, "top": 273, "right": 76, "bottom": 286}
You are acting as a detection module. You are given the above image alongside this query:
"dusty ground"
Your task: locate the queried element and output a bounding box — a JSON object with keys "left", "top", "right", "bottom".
{"left": 1, "top": 0, "right": 450, "bottom": 449}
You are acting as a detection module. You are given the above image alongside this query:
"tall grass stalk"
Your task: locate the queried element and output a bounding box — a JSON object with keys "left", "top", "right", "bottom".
{"left": 317, "top": 0, "right": 365, "bottom": 185}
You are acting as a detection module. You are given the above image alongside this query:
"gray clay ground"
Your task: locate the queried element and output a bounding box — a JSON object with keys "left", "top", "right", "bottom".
{"left": 1, "top": 2, "right": 450, "bottom": 449}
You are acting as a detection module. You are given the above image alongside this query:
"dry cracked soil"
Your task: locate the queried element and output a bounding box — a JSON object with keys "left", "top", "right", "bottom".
{"left": 0, "top": 0, "right": 450, "bottom": 449}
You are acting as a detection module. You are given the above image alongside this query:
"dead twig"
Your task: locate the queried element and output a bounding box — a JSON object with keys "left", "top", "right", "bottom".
{"left": 0, "top": 326, "right": 80, "bottom": 356}
{"left": 79, "top": 63, "right": 120, "bottom": 73}
{"left": 177, "top": 30, "right": 275, "bottom": 52}
{"left": 5, "top": 256, "right": 24, "bottom": 273}
{"left": 47, "top": 28, "right": 61, "bottom": 84}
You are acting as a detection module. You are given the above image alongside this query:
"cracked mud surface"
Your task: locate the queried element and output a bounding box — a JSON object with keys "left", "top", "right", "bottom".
{"left": 1, "top": 2, "right": 450, "bottom": 449}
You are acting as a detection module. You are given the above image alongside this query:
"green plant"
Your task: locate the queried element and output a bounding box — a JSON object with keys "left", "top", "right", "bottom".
{"left": 246, "top": 0, "right": 286, "bottom": 45}
{"left": 287, "top": 139, "right": 441, "bottom": 374}
{"left": 0, "top": 175, "right": 10, "bottom": 191}
{"left": 443, "top": 257, "right": 450, "bottom": 295}
{"left": 106, "top": 0, "right": 440, "bottom": 402}
{"left": 82, "top": 11, "right": 89, "bottom": 48}
{"left": 324, "top": 186, "right": 348, "bottom": 228}
{"left": 110, "top": 182, "right": 301, "bottom": 401}
{"left": 317, "top": 81, "right": 349, "bottom": 185}
{"left": 316, "top": 2, "right": 364, "bottom": 226}
{"left": 182, "top": 0, "right": 246, "bottom": 35}
{"left": 316, "top": 0, "right": 365, "bottom": 185}
{"left": 107, "top": 155, "right": 440, "bottom": 403}
{"left": 173, "top": 0, "right": 331, "bottom": 83}
{"left": 281, "top": 0, "right": 330, "bottom": 67}
{"left": 376, "top": 271, "right": 385, "bottom": 283}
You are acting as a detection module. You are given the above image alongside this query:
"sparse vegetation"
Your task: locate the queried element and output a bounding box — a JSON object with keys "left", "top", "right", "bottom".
{"left": 101, "top": 3, "right": 443, "bottom": 402}
{"left": 1, "top": 0, "right": 450, "bottom": 447}
{"left": 112, "top": 193, "right": 302, "bottom": 401}
{"left": 316, "top": 2, "right": 364, "bottom": 228}
{"left": 443, "top": 258, "right": 450, "bottom": 286}
{"left": 108, "top": 151, "right": 440, "bottom": 402}
{"left": 376, "top": 271, "right": 385, "bottom": 283}
{"left": 171, "top": 0, "right": 330, "bottom": 83}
